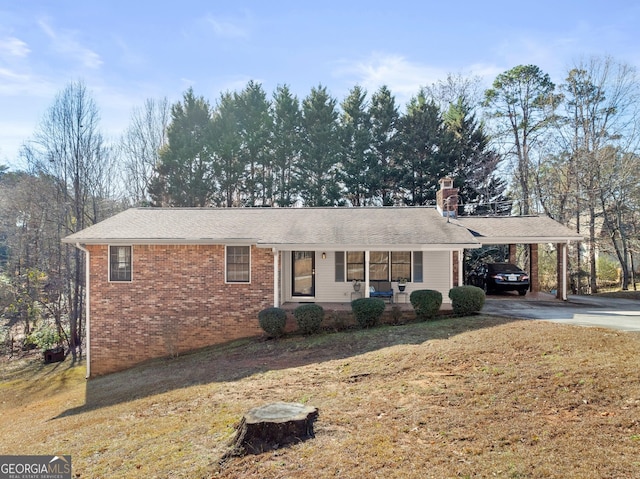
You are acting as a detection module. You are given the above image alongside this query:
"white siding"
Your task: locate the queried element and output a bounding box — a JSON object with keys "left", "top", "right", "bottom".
{"left": 422, "top": 251, "right": 452, "bottom": 304}
{"left": 280, "top": 249, "right": 452, "bottom": 304}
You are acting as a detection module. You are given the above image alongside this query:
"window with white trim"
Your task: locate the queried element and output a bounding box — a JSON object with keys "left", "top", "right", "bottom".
{"left": 109, "top": 246, "right": 132, "bottom": 282}
{"left": 226, "top": 246, "right": 250, "bottom": 283}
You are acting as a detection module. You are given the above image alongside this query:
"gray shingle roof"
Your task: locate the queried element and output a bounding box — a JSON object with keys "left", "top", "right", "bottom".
{"left": 62, "top": 207, "right": 480, "bottom": 249}
{"left": 62, "top": 208, "right": 583, "bottom": 248}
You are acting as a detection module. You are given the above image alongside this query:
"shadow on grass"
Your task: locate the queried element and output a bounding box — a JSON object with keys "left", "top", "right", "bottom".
{"left": 54, "top": 314, "right": 522, "bottom": 419}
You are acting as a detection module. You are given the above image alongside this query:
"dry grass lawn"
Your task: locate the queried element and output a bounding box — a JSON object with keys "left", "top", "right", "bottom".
{"left": 1, "top": 315, "right": 640, "bottom": 478}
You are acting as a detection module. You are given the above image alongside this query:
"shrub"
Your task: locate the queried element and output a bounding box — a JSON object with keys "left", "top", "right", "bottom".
{"left": 28, "top": 321, "right": 63, "bottom": 350}
{"left": 448, "top": 285, "right": 485, "bottom": 316}
{"left": 294, "top": 304, "right": 324, "bottom": 334}
{"left": 410, "top": 289, "right": 442, "bottom": 320}
{"left": 258, "top": 307, "right": 287, "bottom": 338}
{"left": 351, "top": 297, "right": 386, "bottom": 328}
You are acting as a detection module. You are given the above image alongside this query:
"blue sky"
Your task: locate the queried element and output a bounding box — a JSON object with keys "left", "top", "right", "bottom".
{"left": 1, "top": 0, "right": 639, "bottom": 168}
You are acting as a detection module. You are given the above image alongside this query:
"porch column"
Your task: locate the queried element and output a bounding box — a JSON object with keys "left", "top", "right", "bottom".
{"left": 508, "top": 244, "right": 517, "bottom": 264}
{"left": 364, "top": 250, "right": 370, "bottom": 298}
{"left": 529, "top": 244, "right": 539, "bottom": 293}
{"left": 273, "top": 248, "right": 280, "bottom": 307}
{"left": 458, "top": 250, "right": 464, "bottom": 287}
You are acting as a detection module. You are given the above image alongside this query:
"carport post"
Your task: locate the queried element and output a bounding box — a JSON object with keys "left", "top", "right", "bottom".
{"left": 556, "top": 242, "right": 568, "bottom": 301}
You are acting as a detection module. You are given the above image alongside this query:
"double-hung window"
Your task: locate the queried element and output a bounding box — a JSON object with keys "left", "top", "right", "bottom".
{"left": 109, "top": 246, "right": 132, "bottom": 282}
{"left": 226, "top": 246, "right": 250, "bottom": 283}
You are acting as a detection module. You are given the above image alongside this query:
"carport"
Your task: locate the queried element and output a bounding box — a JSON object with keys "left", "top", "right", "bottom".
{"left": 455, "top": 216, "right": 584, "bottom": 301}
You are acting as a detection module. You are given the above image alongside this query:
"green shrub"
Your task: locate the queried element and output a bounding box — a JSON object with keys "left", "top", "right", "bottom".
{"left": 351, "top": 297, "right": 386, "bottom": 328}
{"left": 410, "top": 289, "right": 442, "bottom": 320}
{"left": 258, "top": 307, "right": 287, "bottom": 338}
{"left": 294, "top": 304, "right": 324, "bottom": 334}
{"left": 448, "top": 285, "right": 485, "bottom": 316}
{"left": 27, "top": 321, "right": 63, "bottom": 350}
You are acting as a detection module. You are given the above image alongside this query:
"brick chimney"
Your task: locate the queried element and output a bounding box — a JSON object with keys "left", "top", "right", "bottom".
{"left": 436, "top": 177, "right": 459, "bottom": 218}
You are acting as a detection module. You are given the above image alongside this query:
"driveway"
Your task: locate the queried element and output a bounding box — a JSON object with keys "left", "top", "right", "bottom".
{"left": 482, "top": 293, "right": 640, "bottom": 332}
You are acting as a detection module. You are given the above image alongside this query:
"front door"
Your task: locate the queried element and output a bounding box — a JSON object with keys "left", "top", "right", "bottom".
{"left": 292, "top": 251, "right": 315, "bottom": 297}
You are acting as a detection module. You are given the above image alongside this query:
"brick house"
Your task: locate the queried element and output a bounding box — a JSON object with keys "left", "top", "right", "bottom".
{"left": 63, "top": 181, "right": 582, "bottom": 376}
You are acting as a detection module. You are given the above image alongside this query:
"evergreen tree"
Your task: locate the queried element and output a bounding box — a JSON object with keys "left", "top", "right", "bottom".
{"left": 443, "top": 98, "right": 508, "bottom": 215}
{"left": 271, "top": 85, "right": 302, "bottom": 207}
{"left": 235, "top": 81, "right": 273, "bottom": 206}
{"left": 298, "top": 85, "right": 342, "bottom": 206}
{"left": 340, "top": 85, "right": 371, "bottom": 206}
{"left": 211, "top": 92, "right": 244, "bottom": 207}
{"left": 369, "top": 86, "right": 400, "bottom": 205}
{"left": 149, "top": 88, "right": 214, "bottom": 206}
{"left": 397, "top": 90, "right": 456, "bottom": 205}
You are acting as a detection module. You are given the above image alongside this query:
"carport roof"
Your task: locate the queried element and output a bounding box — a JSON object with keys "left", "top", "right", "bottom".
{"left": 454, "top": 215, "right": 584, "bottom": 244}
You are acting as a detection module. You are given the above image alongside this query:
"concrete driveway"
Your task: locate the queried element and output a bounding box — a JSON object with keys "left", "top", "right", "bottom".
{"left": 482, "top": 293, "right": 640, "bottom": 332}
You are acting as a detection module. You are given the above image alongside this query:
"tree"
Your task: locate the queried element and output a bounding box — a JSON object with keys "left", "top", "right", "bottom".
{"left": 443, "top": 98, "right": 508, "bottom": 215}
{"left": 211, "top": 91, "right": 244, "bottom": 207}
{"left": 235, "top": 81, "right": 273, "bottom": 206}
{"left": 298, "top": 85, "right": 342, "bottom": 206}
{"left": 397, "top": 90, "right": 456, "bottom": 206}
{"left": 559, "top": 57, "right": 640, "bottom": 291}
{"left": 484, "top": 65, "right": 559, "bottom": 214}
{"left": 149, "top": 88, "right": 215, "bottom": 207}
{"left": 22, "top": 80, "right": 113, "bottom": 359}
{"left": 120, "top": 97, "right": 169, "bottom": 206}
{"left": 368, "top": 86, "right": 400, "bottom": 205}
{"left": 271, "top": 85, "right": 302, "bottom": 207}
{"left": 339, "top": 86, "right": 371, "bottom": 206}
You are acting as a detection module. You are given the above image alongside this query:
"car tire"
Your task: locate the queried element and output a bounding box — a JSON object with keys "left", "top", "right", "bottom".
{"left": 518, "top": 289, "right": 527, "bottom": 296}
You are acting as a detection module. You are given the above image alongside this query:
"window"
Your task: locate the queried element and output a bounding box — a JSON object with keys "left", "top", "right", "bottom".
{"left": 109, "top": 246, "right": 132, "bottom": 282}
{"left": 369, "top": 251, "right": 389, "bottom": 281}
{"left": 346, "top": 251, "right": 365, "bottom": 281}
{"left": 391, "top": 251, "right": 411, "bottom": 281}
{"left": 226, "top": 246, "right": 250, "bottom": 282}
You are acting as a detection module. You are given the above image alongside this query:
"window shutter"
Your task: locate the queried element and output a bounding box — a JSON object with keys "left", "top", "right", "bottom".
{"left": 413, "top": 251, "right": 423, "bottom": 282}
{"left": 335, "top": 251, "right": 345, "bottom": 282}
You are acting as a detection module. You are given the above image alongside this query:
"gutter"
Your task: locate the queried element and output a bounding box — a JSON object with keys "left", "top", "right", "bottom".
{"left": 74, "top": 242, "right": 91, "bottom": 379}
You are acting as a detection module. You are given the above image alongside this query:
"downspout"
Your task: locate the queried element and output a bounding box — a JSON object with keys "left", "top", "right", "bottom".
{"left": 75, "top": 243, "right": 91, "bottom": 378}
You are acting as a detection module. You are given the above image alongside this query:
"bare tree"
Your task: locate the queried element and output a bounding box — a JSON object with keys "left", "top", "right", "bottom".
{"left": 119, "top": 98, "right": 169, "bottom": 205}
{"left": 484, "top": 65, "right": 560, "bottom": 215}
{"left": 22, "top": 80, "right": 112, "bottom": 360}
{"left": 559, "top": 56, "right": 640, "bottom": 292}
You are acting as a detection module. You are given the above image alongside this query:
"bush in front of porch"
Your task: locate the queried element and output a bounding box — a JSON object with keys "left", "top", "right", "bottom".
{"left": 351, "top": 298, "right": 386, "bottom": 328}
{"left": 294, "top": 304, "right": 325, "bottom": 335}
{"left": 410, "top": 290, "right": 443, "bottom": 320}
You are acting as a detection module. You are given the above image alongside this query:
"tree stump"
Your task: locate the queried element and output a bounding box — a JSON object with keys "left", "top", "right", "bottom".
{"left": 228, "top": 402, "right": 319, "bottom": 456}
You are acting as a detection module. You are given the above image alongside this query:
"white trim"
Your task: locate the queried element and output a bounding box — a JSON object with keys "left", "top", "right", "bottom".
{"left": 273, "top": 248, "right": 279, "bottom": 307}
{"left": 224, "top": 245, "right": 251, "bottom": 284}
{"left": 108, "top": 245, "right": 133, "bottom": 283}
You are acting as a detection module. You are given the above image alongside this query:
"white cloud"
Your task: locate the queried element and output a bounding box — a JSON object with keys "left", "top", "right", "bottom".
{"left": 336, "top": 53, "right": 454, "bottom": 105}
{"left": 205, "top": 15, "right": 249, "bottom": 39}
{"left": 0, "top": 36, "right": 30, "bottom": 57}
{"left": 38, "top": 18, "right": 103, "bottom": 69}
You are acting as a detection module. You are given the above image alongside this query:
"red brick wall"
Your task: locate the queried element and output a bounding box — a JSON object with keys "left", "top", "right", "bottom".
{"left": 86, "top": 244, "right": 274, "bottom": 376}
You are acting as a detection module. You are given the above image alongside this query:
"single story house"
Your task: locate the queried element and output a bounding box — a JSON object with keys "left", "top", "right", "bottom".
{"left": 63, "top": 179, "right": 583, "bottom": 376}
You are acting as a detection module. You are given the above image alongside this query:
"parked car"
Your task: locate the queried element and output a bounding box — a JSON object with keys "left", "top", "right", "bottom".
{"left": 472, "top": 263, "right": 530, "bottom": 296}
